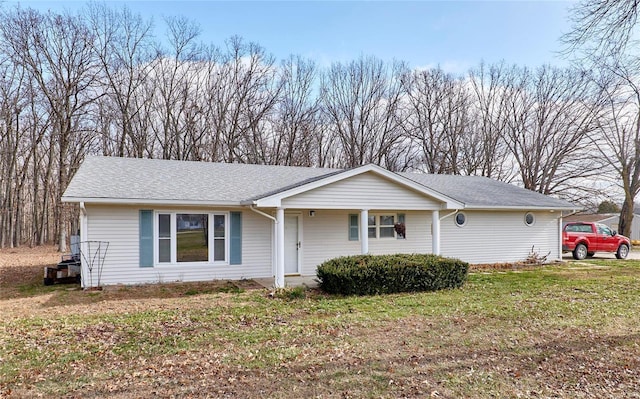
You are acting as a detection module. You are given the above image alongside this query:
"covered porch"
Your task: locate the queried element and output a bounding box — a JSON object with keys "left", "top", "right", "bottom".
{"left": 244, "top": 164, "right": 464, "bottom": 288}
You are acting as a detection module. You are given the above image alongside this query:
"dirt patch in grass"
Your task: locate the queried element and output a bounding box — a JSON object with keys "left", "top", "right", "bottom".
{"left": 0, "top": 246, "right": 59, "bottom": 288}
{"left": 0, "top": 246, "right": 263, "bottom": 318}
{"left": 470, "top": 261, "right": 561, "bottom": 272}
{"left": 0, "top": 245, "right": 60, "bottom": 267}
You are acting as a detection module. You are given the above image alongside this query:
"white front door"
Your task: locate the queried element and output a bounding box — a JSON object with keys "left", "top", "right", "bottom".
{"left": 284, "top": 215, "right": 300, "bottom": 275}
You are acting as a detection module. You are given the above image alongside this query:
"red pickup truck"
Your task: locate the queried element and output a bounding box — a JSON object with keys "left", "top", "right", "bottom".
{"left": 563, "top": 222, "right": 631, "bottom": 260}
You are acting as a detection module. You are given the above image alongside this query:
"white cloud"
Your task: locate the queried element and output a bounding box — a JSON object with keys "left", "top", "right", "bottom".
{"left": 413, "top": 60, "right": 472, "bottom": 76}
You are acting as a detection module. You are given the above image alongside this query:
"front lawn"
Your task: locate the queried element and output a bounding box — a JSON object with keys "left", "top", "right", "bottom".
{"left": 1, "top": 255, "right": 639, "bottom": 398}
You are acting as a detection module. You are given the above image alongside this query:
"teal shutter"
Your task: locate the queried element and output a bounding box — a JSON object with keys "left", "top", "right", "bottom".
{"left": 139, "top": 210, "right": 154, "bottom": 267}
{"left": 230, "top": 211, "right": 242, "bottom": 265}
{"left": 349, "top": 214, "right": 359, "bottom": 241}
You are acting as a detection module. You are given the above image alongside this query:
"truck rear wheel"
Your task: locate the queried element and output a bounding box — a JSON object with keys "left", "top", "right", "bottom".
{"left": 573, "top": 243, "right": 588, "bottom": 260}
{"left": 616, "top": 244, "right": 629, "bottom": 259}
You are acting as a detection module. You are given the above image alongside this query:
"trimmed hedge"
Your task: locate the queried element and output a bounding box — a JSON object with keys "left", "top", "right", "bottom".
{"left": 316, "top": 254, "right": 469, "bottom": 295}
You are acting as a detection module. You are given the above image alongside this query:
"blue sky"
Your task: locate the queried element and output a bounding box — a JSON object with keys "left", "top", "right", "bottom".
{"left": 9, "top": 1, "right": 575, "bottom": 73}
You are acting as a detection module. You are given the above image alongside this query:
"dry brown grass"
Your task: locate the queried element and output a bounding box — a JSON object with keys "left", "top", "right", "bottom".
{"left": 0, "top": 246, "right": 59, "bottom": 298}
{"left": 1, "top": 247, "right": 639, "bottom": 398}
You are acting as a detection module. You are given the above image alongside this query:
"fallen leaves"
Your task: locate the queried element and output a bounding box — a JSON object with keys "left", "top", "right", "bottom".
{"left": 2, "top": 247, "right": 640, "bottom": 398}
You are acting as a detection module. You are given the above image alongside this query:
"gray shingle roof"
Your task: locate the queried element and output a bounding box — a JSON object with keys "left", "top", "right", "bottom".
{"left": 563, "top": 213, "right": 618, "bottom": 223}
{"left": 399, "top": 173, "right": 575, "bottom": 209}
{"left": 63, "top": 156, "right": 338, "bottom": 204}
{"left": 63, "top": 156, "right": 576, "bottom": 210}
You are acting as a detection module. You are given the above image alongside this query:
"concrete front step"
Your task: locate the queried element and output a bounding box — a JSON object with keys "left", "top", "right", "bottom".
{"left": 253, "top": 276, "right": 319, "bottom": 289}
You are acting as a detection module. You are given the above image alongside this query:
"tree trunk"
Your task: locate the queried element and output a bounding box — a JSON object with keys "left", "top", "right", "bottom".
{"left": 618, "top": 196, "right": 634, "bottom": 237}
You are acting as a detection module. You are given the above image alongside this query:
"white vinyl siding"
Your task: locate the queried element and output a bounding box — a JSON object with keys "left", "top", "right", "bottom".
{"left": 84, "top": 204, "right": 272, "bottom": 287}
{"left": 84, "top": 205, "right": 562, "bottom": 286}
{"left": 281, "top": 172, "right": 441, "bottom": 210}
{"left": 300, "top": 210, "right": 433, "bottom": 275}
{"left": 439, "top": 210, "right": 560, "bottom": 264}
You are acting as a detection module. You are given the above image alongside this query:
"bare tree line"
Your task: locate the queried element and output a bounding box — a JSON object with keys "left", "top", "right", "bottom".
{"left": 0, "top": 3, "right": 635, "bottom": 249}
{"left": 562, "top": 0, "right": 640, "bottom": 238}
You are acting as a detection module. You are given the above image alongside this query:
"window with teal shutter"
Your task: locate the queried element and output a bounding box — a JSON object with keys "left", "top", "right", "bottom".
{"left": 348, "top": 214, "right": 359, "bottom": 241}
{"left": 229, "top": 211, "right": 242, "bottom": 265}
{"left": 139, "top": 210, "right": 154, "bottom": 267}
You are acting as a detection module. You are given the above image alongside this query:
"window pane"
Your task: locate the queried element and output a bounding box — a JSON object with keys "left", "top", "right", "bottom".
{"left": 380, "top": 226, "right": 395, "bottom": 238}
{"left": 368, "top": 227, "right": 376, "bottom": 238}
{"left": 380, "top": 215, "right": 394, "bottom": 226}
{"left": 368, "top": 215, "right": 376, "bottom": 226}
{"left": 349, "top": 214, "right": 359, "bottom": 241}
{"left": 214, "top": 239, "right": 225, "bottom": 261}
{"left": 350, "top": 214, "right": 359, "bottom": 226}
{"left": 525, "top": 213, "right": 534, "bottom": 226}
{"left": 214, "top": 215, "right": 225, "bottom": 238}
{"left": 349, "top": 227, "right": 359, "bottom": 241}
{"left": 159, "top": 239, "right": 171, "bottom": 262}
{"left": 455, "top": 213, "right": 466, "bottom": 226}
{"left": 177, "top": 214, "right": 208, "bottom": 262}
{"left": 159, "top": 214, "right": 171, "bottom": 238}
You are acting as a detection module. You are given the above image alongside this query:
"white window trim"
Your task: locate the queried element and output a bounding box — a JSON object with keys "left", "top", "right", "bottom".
{"left": 368, "top": 213, "right": 398, "bottom": 239}
{"left": 454, "top": 211, "right": 467, "bottom": 228}
{"left": 154, "top": 211, "right": 229, "bottom": 266}
{"left": 524, "top": 212, "right": 535, "bottom": 227}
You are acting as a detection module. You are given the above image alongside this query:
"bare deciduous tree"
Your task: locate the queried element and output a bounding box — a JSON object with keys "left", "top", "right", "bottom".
{"left": 87, "top": 2, "right": 155, "bottom": 158}
{"left": 321, "top": 56, "right": 407, "bottom": 170}
{"left": 401, "top": 67, "right": 469, "bottom": 174}
{"left": 563, "top": 0, "right": 640, "bottom": 58}
{"left": 267, "top": 56, "right": 320, "bottom": 166}
{"left": 1, "top": 8, "right": 100, "bottom": 251}
{"left": 465, "top": 62, "right": 514, "bottom": 180}
{"left": 591, "top": 65, "right": 640, "bottom": 236}
{"left": 202, "top": 36, "right": 282, "bottom": 164}
{"left": 500, "top": 65, "right": 603, "bottom": 197}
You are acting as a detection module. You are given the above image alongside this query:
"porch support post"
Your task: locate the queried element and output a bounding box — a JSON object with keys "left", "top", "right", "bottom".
{"left": 275, "top": 207, "right": 285, "bottom": 288}
{"left": 360, "top": 209, "right": 369, "bottom": 254}
{"left": 558, "top": 215, "right": 563, "bottom": 261}
{"left": 79, "top": 202, "right": 88, "bottom": 288}
{"left": 432, "top": 210, "right": 440, "bottom": 255}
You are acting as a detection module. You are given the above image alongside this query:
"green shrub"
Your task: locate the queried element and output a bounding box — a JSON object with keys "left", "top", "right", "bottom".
{"left": 316, "top": 254, "right": 469, "bottom": 295}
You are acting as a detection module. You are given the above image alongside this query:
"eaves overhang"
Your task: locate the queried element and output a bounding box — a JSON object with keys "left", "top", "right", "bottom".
{"left": 463, "top": 205, "right": 578, "bottom": 211}
{"left": 251, "top": 163, "right": 464, "bottom": 209}
{"left": 61, "top": 196, "right": 242, "bottom": 207}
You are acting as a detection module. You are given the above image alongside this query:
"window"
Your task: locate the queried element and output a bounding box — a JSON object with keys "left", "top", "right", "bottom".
{"left": 524, "top": 212, "right": 535, "bottom": 226}
{"left": 158, "top": 214, "right": 171, "bottom": 263}
{"left": 213, "top": 215, "right": 226, "bottom": 261}
{"left": 455, "top": 212, "right": 466, "bottom": 227}
{"left": 177, "top": 214, "right": 208, "bottom": 262}
{"left": 348, "top": 214, "right": 359, "bottom": 241}
{"left": 368, "top": 215, "right": 376, "bottom": 238}
{"left": 156, "top": 212, "right": 227, "bottom": 264}
{"left": 368, "top": 214, "right": 397, "bottom": 239}
{"left": 597, "top": 224, "right": 612, "bottom": 236}
{"left": 566, "top": 224, "right": 591, "bottom": 233}
{"left": 379, "top": 215, "right": 395, "bottom": 238}
{"left": 350, "top": 213, "right": 406, "bottom": 240}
